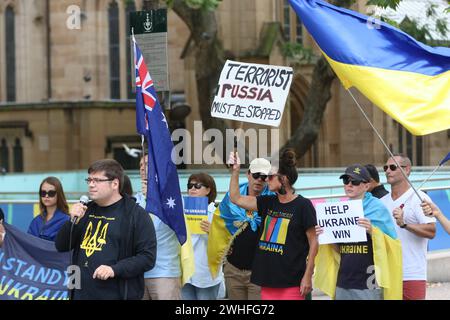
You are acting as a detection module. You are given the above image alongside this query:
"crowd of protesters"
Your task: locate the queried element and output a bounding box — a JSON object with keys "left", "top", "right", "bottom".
{"left": 0, "top": 152, "right": 448, "bottom": 301}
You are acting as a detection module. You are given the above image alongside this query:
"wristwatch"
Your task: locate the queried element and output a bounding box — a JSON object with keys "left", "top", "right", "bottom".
{"left": 400, "top": 223, "right": 407, "bottom": 229}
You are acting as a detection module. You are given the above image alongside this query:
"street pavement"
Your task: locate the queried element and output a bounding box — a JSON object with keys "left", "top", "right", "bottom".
{"left": 312, "top": 282, "right": 450, "bottom": 300}
{"left": 426, "top": 282, "right": 450, "bottom": 300}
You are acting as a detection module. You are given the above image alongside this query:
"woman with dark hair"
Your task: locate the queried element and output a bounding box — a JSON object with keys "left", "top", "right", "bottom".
{"left": 228, "top": 149, "right": 318, "bottom": 300}
{"left": 182, "top": 172, "right": 224, "bottom": 300}
{"left": 122, "top": 174, "right": 136, "bottom": 201}
{"left": 28, "top": 176, "right": 70, "bottom": 241}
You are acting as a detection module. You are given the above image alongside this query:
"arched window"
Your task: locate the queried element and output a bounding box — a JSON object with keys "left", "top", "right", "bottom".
{"left": 13, "top": 138, "right": 23, "bottom": 172}
{"left": 126, "top": 1, "right": 136, "bottom": 99}
{"left": 283, "top": 0, "right": 290, "bottom": 40}
{"left": 5, "top": 6, "right": 16, "bottom": 102}
{"left": 296, "top": 16, "right": 303, "bottom": 44}
{"left": 282, "top": 0, "right": 302, "bottom": 44}
{"left": 108, "top": 1, "right": 120, "bottom": 99}
{"left": 0, "top": 139, "right": 9, "bottom": 172}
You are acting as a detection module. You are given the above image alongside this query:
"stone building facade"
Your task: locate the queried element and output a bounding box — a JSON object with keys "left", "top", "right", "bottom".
{"left": 0, "top": 0, "right": 448, "bottom": 172}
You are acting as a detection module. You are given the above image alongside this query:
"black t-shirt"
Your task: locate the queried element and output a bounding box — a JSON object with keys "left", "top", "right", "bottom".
{"left": 336, "top": 235, "right": 375, "bottom": 290}
{"left": 251, "top": 195, "right": 317, "bottom": 288}
{"left": 73, "top": 198, "right": 125, "bottom": 300}
{"left": 227, "top": 220, "right": 259, "bottom": 270}
{"left": 370, "top": 185, "right": 389, "bottom": 199}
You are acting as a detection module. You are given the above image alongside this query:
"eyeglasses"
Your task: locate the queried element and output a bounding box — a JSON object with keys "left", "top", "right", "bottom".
{"left": 251, "top": 173, "right": 268, "bottom": 181}
{"left": 268, "top": 174, "right": 281, "bottom": 181}
{"left": 383, "top": 164, "right": 407, "bottom": 172}
{"left": 85, "top": 177, "right": 114, "bottom": 184}
{"left": 342, "top": 177, "right": 364, "bottom": 186}
{"left": 187, "top": 183, "right": 206, "bottom": 190}
{"left": 40, "top": 190, "right": 57, "bottom": 198}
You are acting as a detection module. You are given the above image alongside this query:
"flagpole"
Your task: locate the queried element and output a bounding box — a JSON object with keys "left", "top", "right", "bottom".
{"left": 402, "top": 153, "right": 450, "bottom": 206}
{"left": 416, "top": 165, "right": 441, "bottom": 190}
{"left": 346, "top": 88, "right": 423, "bottom": 202}
{"left": 132, "top": 27, "right": 148, "bottom": 191}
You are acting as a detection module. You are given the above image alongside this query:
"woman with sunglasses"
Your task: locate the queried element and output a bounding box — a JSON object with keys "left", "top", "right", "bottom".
{"left": 27, "top": 176, "right": 70, "bottom": 242}
{"left": 228, "top": 149, "right": 318, "bottom": 300}
{"left": 314, "top": 164, "right": 401, "bottom": 300}
{"left": 182, "top": 173, "right": 224, "bottom": 300}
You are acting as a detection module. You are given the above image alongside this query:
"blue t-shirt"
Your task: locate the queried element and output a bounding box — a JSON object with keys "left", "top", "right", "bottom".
{"left": 135, "top": 193, "right": 181, "bottom": 278}
{"left": 27, "top": 209, "right": 70, "bottom": 242}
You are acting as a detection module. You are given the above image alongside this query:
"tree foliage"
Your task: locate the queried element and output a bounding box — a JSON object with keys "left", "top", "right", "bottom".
{"left": 166, "top": 0, "right": 448, "bottom": 165}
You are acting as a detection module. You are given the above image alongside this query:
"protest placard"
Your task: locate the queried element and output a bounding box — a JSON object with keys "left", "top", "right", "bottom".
{"left": 183, "top": 196, "right": 208, "bottom": 235}
{"left": 211, "top": 60, "right": 293, "bottom": 127}
{"left": 315, "top": 200, "right": 367, "bottom": 245}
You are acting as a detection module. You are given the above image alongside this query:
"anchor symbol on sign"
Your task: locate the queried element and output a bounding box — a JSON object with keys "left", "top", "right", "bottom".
{"left": 143, "top": 12, "right": 152, "bottom": 32}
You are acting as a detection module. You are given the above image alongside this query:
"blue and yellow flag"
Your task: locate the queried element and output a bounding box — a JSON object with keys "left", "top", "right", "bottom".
{"left": 0, "top": 224, "right": 71, "bottom": 300}
{"left": 289, "top": 0, "right": 450, "bottom": 135}
{"left": 207, "top": 183, "right": 273, "bottom": 278}
{"left": 313, "top": 193, "right": 402, "bottom": 300}
{"left": 180, "top": 215, "right": 195, "bottom": 286}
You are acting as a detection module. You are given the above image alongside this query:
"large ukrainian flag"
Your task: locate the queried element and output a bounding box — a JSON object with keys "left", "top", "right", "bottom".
{"left": 207, "top": 184, "right": 273, "bottom": 278}
{"left": 289, "top": 0, "right": 450, "bottom": 135}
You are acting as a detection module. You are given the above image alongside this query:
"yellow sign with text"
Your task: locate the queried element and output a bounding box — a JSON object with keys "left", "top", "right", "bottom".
{"left": 183, "top": 196, "right": 208, "bottom": 235}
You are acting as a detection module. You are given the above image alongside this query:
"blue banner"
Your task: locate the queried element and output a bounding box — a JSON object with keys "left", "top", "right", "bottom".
{"left": 183, "top": 196, "right": 208, "bottom": 216}
{"left": 0, "top": 224, "right": 71, "bottom": 300}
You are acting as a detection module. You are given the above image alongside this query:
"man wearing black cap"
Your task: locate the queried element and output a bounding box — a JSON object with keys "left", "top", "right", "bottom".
{"left": 315, "top": 164, "right": 401, "bottom": 300}
{"left": 364, "top": 164, "right": 389, "bottom": 199}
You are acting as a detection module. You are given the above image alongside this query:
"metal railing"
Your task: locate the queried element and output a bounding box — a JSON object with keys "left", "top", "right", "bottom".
{"left": 1, "top": 184, "right": 448, "bottom": 204}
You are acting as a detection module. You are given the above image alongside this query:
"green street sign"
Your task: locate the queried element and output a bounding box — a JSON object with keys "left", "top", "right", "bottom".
{"left": 130, "top": 9, "right": 167, "bottom": 35}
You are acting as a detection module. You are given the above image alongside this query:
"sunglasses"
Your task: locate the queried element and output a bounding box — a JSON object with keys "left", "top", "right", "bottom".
{"left": 40, "top": 190, "right": 57, "bottom": 198}
{"left": 251, "top": 173, "right": 268, "bottom": 181}
{"left": 187, "top": 183, "right": 206, "bottom": 190}
{"left": 342, "top": 177, "right": 364, "bottom": 186}
{"left": 268, "top": 174, "right": 281, "bottom": 181}
{"left": 383, "top": 164, "right": 407, "bottom": 172}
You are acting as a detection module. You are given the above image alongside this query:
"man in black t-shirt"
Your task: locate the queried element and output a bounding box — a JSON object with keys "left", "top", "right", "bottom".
{"left": 56, "top": 159, "right": 156, "bottom": 300}
{"left": 223, "top": 158, "right": 273, "bottom": 300}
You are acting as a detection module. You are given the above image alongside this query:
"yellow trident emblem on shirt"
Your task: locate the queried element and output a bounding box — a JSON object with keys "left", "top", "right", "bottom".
{"left": 80, "top": 220, "right": 109, "bottom": 257}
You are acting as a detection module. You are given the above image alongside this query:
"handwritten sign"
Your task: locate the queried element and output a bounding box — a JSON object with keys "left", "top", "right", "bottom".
{"left": 315, "top": 200, "right": 367, "bottom": 245}
{"left": 211, "top": 60, "right": 293, "bottom": 127}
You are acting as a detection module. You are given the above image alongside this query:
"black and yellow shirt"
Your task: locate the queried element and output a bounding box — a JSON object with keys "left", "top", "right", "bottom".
{"left": 336, "top": 235, "right": 375, "bottom": 290}
{"left": 73, "top": 198, "right": 125, "bottom": 300}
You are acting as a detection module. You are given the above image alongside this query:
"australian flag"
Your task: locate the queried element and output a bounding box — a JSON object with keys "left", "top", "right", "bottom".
{"left": 133, "top": 37, "right": 186, "bottom": 245}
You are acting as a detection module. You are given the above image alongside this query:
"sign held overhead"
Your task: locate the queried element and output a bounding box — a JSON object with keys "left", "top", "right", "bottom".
{"left": 211, "top": 60, "right": 294, "bottom": 127}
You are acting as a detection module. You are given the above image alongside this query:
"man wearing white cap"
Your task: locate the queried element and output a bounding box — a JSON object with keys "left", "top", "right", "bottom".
{"left": 221, "top": 158, "right": 274, "bottom": 300}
